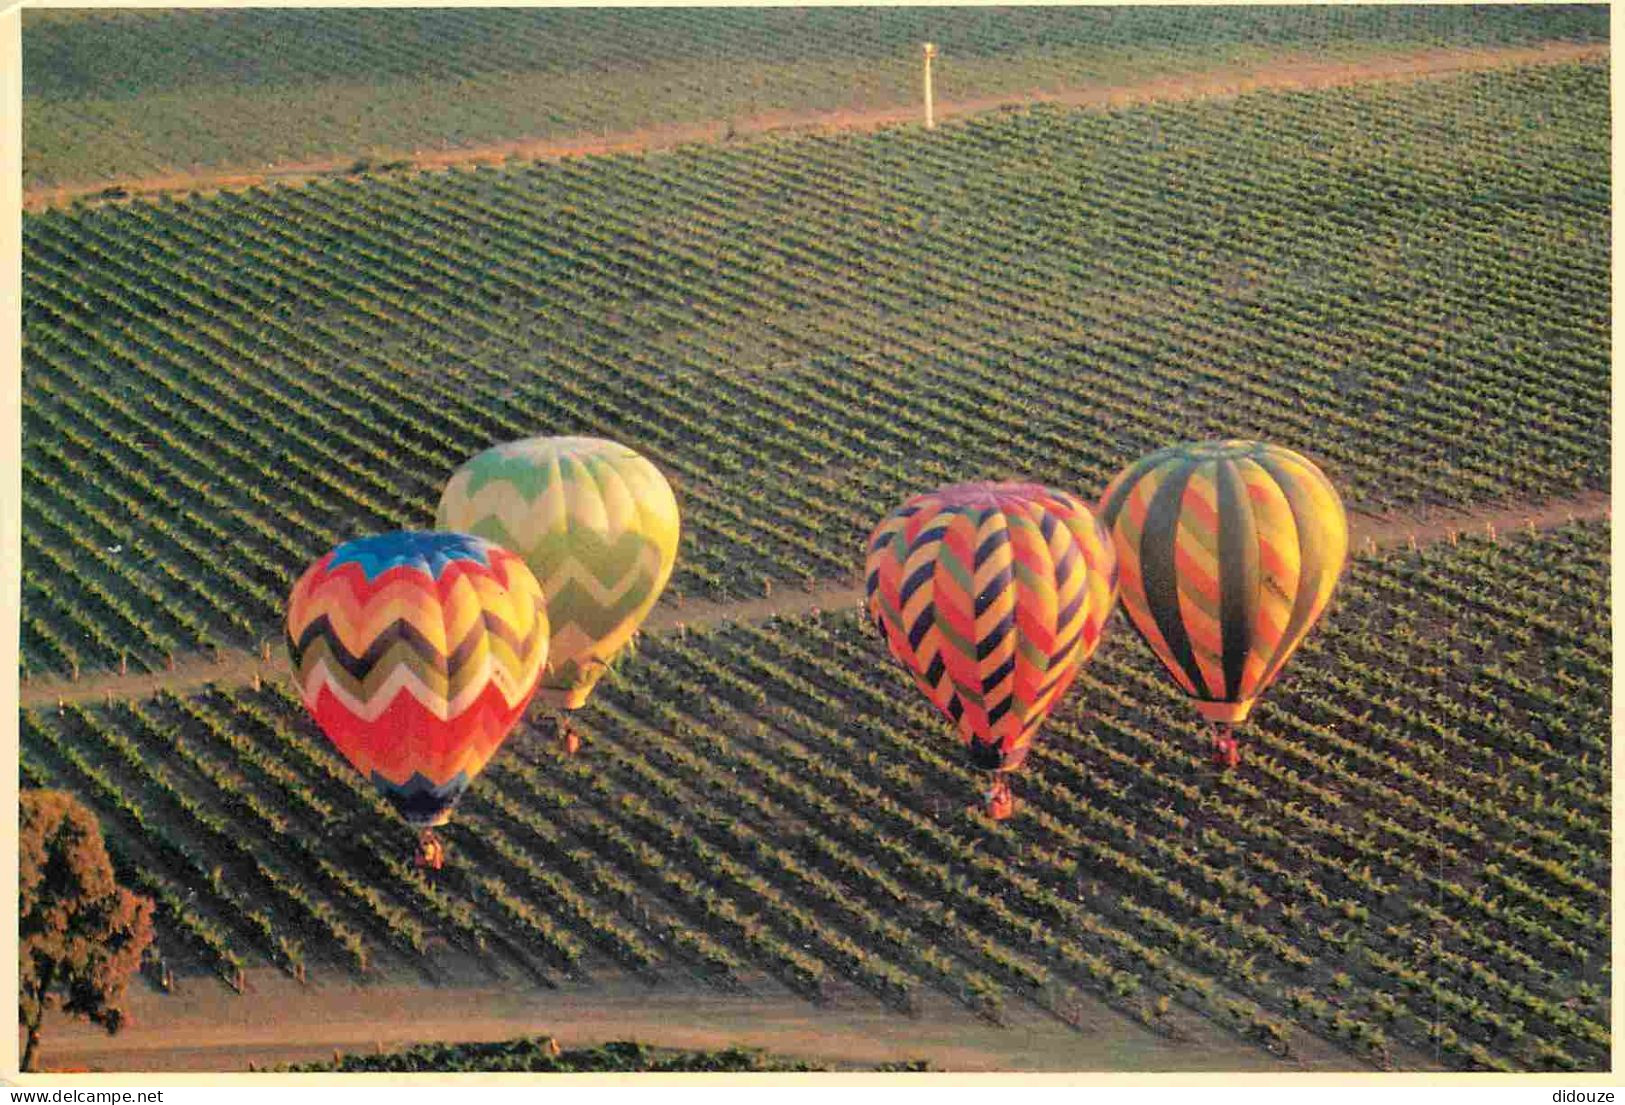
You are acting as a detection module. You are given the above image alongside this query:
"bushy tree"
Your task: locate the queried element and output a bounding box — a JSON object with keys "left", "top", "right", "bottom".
{"left": 19, "top": 790, "right": 154, "bottom": 1073}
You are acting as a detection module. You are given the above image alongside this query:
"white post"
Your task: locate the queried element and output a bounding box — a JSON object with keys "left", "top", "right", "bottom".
{"left": 923, "top": 43, "right": 938, "bottom": 130}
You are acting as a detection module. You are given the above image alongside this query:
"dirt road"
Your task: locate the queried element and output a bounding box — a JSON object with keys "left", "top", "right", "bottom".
{"left": 35, "top": 968, "right": 1382, "bottom": 1074}
{"left": 17, "top": 491, "right": 1607, "bottom": 712}
{"left": 21, "top": 41, "right": 1607, "bottom": 212}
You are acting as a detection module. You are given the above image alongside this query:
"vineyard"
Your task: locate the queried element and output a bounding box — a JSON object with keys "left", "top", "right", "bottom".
{"left": 15, "top": 6, "right": 1613, "bottom": 1076}
{"left": 21, "top": 5, "right": 1608, "bottom": 189}
{"left": 285, "top": 1038, "right": 892, "bottom": 1073}
{"left": 19, "top": 62, "right": 1610, "bottom": 680}
{"left": 19, "top": 522, "right": 1611, "bottom": 1071}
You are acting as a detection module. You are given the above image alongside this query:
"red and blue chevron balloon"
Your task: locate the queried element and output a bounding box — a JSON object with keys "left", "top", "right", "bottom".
{"left": 286, "top": 532, "right": 549, "bottom": 839}
{"left": 865, "top": 483, "right": 1119, "bottom": 818}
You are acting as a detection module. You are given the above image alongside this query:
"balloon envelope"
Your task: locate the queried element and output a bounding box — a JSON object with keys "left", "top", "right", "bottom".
{"left": 1098, "top": 440, "right": 1347, "bottom": 724}
{"left": 866, "top": 482, "right": 1119, "bottom": 773}
{"left": 286, "top": 531, "right": 548, "bottom": 827}
{"left": 437, "top": 436, "right": 679, "bottom": 710}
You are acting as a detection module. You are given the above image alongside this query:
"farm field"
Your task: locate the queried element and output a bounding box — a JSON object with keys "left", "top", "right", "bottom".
{"left": 285, "top": 1037, "right": 879, "bottom": 1073}
{"left": 19, "top": 62, "right": 1609, "bottom": 681}
{"left": 20, "top": 522, "right": 1612, "bottom": 1072}
{"left": 15, "top": 5, "right": 1612, "bottom": 1078}
{"left": 20, "top": 5, "right": 1609, "bottom": 190}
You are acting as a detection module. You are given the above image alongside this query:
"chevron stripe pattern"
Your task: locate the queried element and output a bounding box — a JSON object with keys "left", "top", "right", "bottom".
{"left": 865, "top": 482, "right": 1119, "bottom": 774}
{"left": 437, "top": 436, "right": 679, "bottom": 710}
{"left": 1098, "top": 440, "right": 1347, "bottom": 724}
{"left": 286, "top": 531, "right": 549, "bottom": 828}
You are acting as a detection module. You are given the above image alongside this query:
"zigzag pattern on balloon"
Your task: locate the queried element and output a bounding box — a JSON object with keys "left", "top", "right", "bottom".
{"left": 442, "top": 469, "right": 654, "bottom": 548}
{"left": 460, "top": 529, "right": 668, "bottom": 634}
{"left": 286, "top": 532, "right": 549, "bottom": 827}
{"left": 437, "top": 436, "right": 679, "bottom": 711}
{"left": 866, "top": 483, "right": 1118, "bottom": 773}
{"left": 539, "top": 560, "right": 660, "bottom": 693}
{"left": 290, "top": 569, "right": 539, "bottom": 661}
{"left": 1099, "top": 440, "right": 1346, "bottom": 724}
{"left": 439, "top": 436, "right": 670, "bottom": 547}
{"left": 288, "top": 562, "right": 547, "bottom": 722}
{"left": 305, "top": 683, "right": 531, "bottom": 826}
{"left": 291, "top": 612, "right": 547, "bottom": 721}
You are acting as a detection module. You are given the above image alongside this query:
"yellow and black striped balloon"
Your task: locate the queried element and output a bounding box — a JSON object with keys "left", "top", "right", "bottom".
{"left": 1097, "top": 441, "right": 1347, "bottom": 725}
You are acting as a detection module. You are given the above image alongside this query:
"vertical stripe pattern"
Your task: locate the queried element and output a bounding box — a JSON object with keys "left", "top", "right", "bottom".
{"left": 1099, "top": 440, "right": 1346, "bottom": 724}
{"left": 866, "top": 482, "right": 1119, "bottom": 773}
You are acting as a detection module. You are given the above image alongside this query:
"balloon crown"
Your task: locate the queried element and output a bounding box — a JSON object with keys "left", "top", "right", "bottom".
{"left": 921, "top": 481, "right": 1062, "bottom": 509}
{"left": 490, "top": 435, "right": 639, "bottom": 460}
{"left": 1178, "top": 439, "right": 1267, "bottom": 459}
{"left": 325, "top": 530, "right": 495, "bottom": 580}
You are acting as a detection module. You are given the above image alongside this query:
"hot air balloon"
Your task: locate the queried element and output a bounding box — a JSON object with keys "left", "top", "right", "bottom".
{"left": 866, "top": 482, "right": 1119, "bottom": 819}
{"left": 286, "top": 531, "right": 548, "bottom": 868}
{"left": 1097, "top": 440, "right": 1347, "bottom": 770}
{"left": 436, "top": 436, "right": 680, "bottom": 756}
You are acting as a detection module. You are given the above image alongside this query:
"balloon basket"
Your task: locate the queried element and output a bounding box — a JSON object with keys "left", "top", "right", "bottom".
{"left": 971, "top": 776, "right": 1017, "bottom": 821}
{"left": 1210, "top": 726, "right": 1240, "bottom": 772}
{"left": 541, "top": 715, "right": 581, "bottom": 757}
{"left": 415, "top": 829, "right": 446, "bottom": 871}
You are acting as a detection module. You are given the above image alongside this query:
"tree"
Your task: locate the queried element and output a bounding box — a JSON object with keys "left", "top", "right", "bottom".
{"left": 19, "top": 790, "right": 154, "bottom": 1073}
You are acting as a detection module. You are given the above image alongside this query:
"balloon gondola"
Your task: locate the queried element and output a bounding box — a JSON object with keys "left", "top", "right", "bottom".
{"left": 866, "top": 482, "right": 1119, "bottom": 819}
{"left": 285, "top": 531, "right": 549, "bottom": 868}
{"left": 415, "top": 829, "right": 446, "bottom": 871}
{"left": 1098, "top": 440, "right": 1347, "bottom": 772}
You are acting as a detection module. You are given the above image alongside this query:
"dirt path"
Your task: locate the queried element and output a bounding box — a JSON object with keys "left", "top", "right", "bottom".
{"left": 21, "top": 41, "right": 1607, "bottom": 212}
{"left": 35, "top": 968, "right": 1379, "bottom": 1074}
{"left": 1346, "top": 489, "right": 1610, "bottom": 554}
{"left": 17, "top": 493, "right": 1608, "bottom": 711}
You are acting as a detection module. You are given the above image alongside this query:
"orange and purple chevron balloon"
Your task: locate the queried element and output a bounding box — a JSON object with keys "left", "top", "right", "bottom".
{"left": 865, "top": 482, "right": 1119, "bottom": 776}
{"left": 286, "top": 532, "right": 548, "bottom": 829}
{"left": 1098, "top": 440, "right": 1347, "bottom": 726}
